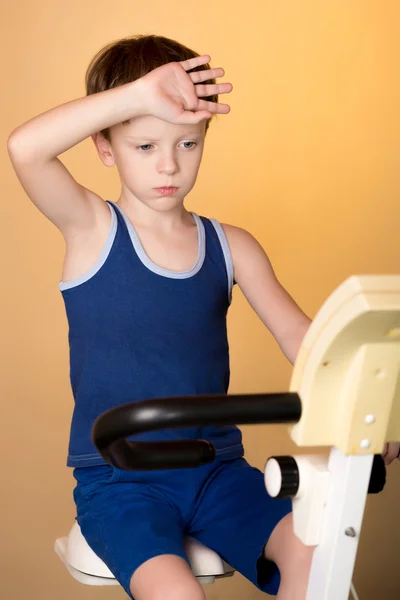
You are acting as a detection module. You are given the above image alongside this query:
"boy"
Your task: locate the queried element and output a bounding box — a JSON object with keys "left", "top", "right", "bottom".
{"left": 8, "top": 34, "right": 398, "bottom": 600}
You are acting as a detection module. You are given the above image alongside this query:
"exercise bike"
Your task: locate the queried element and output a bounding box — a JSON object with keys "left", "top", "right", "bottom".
{"left": 56, "top": 274, "right": 400, "bottom": 599}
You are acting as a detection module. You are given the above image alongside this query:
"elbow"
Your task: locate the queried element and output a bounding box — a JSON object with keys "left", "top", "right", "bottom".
{"left": 8, "top": 130, "right": 24, "bottom": 160}
{"left": 280, "top": 318, "right": 312, "bottom": 365}
{"left": 7, "top": 130, "right": 36, "bottom": 165}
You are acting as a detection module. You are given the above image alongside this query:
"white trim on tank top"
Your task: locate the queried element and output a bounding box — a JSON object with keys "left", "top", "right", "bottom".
{"left": 59, "top": 201, "right": 234, "bottom": 302}
{"left": 112, "top": 201, "right": 206, "bottom": 279}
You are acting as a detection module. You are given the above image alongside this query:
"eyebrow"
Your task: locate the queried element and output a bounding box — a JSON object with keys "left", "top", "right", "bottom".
{"left": 124, "top": 133, "right": 203, "bottom": 142}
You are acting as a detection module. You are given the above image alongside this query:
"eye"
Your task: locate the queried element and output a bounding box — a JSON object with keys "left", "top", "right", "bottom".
{"left": 135, "top": 142, "right": 197, "bottom": 151}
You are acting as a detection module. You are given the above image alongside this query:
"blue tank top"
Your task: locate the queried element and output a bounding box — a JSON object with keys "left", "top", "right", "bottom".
{"left": 59, "top": 201, "right": 244, "bottom": 467}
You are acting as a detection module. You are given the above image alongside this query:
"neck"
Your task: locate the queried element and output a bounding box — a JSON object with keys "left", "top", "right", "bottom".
{"left": 116, "top": 191, "right": 193, "bottom": 232}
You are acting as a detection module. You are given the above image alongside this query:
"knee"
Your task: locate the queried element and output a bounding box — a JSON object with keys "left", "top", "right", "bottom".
{"left": 149, "top": 582, "right": 206, "bottom": 600}
{"left": 129, "top": 555, "right": 206, "bottom": 600}
{"left": 265, "top": 512, "right": 315, "bottom": 573}
{"left": 264, "top": 513, "right": 315, "bottom": 598}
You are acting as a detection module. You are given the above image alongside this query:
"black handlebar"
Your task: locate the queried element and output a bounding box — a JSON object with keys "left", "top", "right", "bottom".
{"left": 92, "top": 392, "right": 302, "bottom": 470}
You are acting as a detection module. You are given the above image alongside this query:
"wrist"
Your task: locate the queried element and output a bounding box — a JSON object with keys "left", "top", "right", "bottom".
{"left": 126, "top": 79, "right": 150, "bottom": 119}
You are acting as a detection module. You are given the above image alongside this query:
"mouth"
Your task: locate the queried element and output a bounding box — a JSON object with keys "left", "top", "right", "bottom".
{"left": 153, "top": 186, "right": 180, "bottom": 196}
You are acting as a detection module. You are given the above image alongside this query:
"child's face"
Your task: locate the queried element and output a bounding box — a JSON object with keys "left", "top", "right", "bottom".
{"left": 95, "top": 115, "right": 207, "bottom": 212}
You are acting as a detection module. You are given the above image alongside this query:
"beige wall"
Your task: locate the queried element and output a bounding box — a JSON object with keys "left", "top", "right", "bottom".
{"left": 2, "top": 1, "right": 399, "bottom": 599}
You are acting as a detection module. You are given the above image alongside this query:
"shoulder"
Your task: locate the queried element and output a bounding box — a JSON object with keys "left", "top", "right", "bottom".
{"left": 202, "top": 217, "right": 254, "bottom": 248}
{"left": 206, "top": 221, "right": 273, "bottom": 279}
{"left": 219, "top": 223, "right": 268, "bottom": 263}
{"left": 202, "top": 216, "right": 272, "bottom": 270}
{"left": 214, "top": 222, "right": 275, "bottom": 283}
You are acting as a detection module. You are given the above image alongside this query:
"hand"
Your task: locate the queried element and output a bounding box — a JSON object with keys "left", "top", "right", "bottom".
{"left": 135, "top": 55, "right": 233, "bottom": 125}
{"left": 382, "top": 442, "right": 400, "bottom": 465}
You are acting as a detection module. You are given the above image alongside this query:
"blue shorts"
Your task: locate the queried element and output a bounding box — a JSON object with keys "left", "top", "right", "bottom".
{"left": 73, "top": 457, "right": 292, "bottom": 598}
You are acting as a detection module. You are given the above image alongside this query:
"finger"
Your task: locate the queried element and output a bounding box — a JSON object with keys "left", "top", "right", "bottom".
{"left": 195, "top": 82, "right": 233, "bottom": 98}
{"left": 197, "top": 98, "right": 231, "bottom": 114}
{"left": 179, "top": 55, "right": 211, "bottom": 72}
{"left": 175, "top": 110, "right": 213, "bottom": 124}
{"left": 383, "top": 443, "right": 399, "bottom": 465}
{"left": 190, "top": 67, "right": 225, "bottom": 83}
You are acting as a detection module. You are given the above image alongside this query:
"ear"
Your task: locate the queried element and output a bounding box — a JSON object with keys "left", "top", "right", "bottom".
{"left": 91, "top": 132, "right": 116, "bottom": 167}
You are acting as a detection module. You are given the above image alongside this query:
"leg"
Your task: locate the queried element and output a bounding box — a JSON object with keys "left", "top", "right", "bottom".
{"left": 130, "top": 554, "right": 205, "bottom": 600}
{"left": 264, "top": 512, "right": 315, "bottom": 600}
{"left": 73, "top": 465, "right": 199, "bottom": 599}
{"left": 187, "top": 457, "right": 294, "bottom": 596}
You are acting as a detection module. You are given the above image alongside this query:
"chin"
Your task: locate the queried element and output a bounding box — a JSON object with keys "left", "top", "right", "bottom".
{"left": 157, "top": 201, "right": 185, "bottom": 212}
{"left": 150, "top": 195, "right": 186, "bottom": 211}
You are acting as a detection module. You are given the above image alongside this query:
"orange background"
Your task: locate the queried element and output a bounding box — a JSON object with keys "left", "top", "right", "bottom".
{"left": 2, "top": 1, "right": 399, "bottom": 598}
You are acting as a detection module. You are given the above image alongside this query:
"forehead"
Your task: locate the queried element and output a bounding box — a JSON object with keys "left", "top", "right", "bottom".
{"left": 114, "top": 115, "right": 205, "bottom": 141}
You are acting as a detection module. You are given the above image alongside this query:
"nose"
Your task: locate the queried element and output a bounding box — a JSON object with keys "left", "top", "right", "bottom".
{"left": 157, "top": 151, "right": 179, "bottom": 176}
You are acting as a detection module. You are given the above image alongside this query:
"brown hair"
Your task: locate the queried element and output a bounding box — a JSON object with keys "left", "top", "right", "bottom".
{"left": 85, "top": 34, "right": 218, "bottom": 142}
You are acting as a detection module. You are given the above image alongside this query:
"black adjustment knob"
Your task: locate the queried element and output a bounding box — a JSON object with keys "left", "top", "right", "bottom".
{"left": 265, "top": 455, "right": 300, "bottom": 499}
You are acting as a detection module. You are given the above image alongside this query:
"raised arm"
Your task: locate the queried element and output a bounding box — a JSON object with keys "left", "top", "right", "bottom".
{"left": 7, "top": 80, "right": 147, "bottom": 235}
{"left": 7, "top": 56, "right": 232, "bottom": 238}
